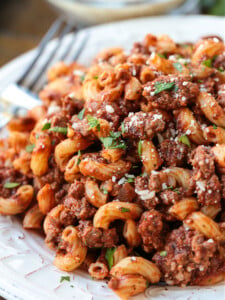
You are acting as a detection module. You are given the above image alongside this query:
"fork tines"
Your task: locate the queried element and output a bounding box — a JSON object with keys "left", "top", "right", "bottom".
{"left": 18, "top": 18, "right": 89, "bottom": 93}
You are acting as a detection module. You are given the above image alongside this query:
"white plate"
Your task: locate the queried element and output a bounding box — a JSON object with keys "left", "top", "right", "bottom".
{"left": 0, "top": 16, "right": 225, "bottom": 300}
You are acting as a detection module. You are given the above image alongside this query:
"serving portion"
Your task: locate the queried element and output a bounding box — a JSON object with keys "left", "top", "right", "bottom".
{"left": 0, "top": 32, "right": 225, "bottom": 299}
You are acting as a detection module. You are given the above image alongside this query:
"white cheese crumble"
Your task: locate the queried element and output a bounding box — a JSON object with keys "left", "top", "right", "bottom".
{"left": 105, "top": 105, "right": 114, "bottom": 113}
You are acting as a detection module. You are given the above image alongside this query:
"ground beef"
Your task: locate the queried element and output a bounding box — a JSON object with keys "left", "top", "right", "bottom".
{"left": 70, "top": 116, "right": 96, "bottom": 140}
{"left": 159, "top": 190, "right": 180, "bottom": 205}
{"left": 138, "top": 210, "right": 166, "bottom": 253}
{"left": 197, "top": 77, "right": 216, "bottom": 95}
{"left": 153, "top": 226, "right": 222, "bottom": 286}
{"left": 134, "top": 176, "right": 160, "bottom": 209}
{"left": 213, "top": 54, "right": 225, "bottom": 71}
{"left": 68, "top": 180, "right": 85, "bottom": 199}
{"left": 159, "top": 139, "right": 189, "bottom": 167}
{"left": 59, "top": 207, "right": 77, "bottom": 226}
{"left": 117, "top": 182, "right": 136, "bottom": 202}
{"left": 217, "top": 84, "right": 225, "bottom": 108}
{"left": 189, "top": 146, "right": 215, "bottom": 180}
{"left": 55, "top": 184, "right": 69, "bottom": 204}
{"left": 84, "top": 97, "right": 140, "bottom": 130}
{"left": 195, "top": 174, "right": 221, "bottom": 206}
{"left": 0, "top": 167, "right": 29, "bottom": 198}
{"left": 34, "top": 156, "right": 64, "bottom": 191}
{"left": 62, "top": 96, "right": 84, "bottom": 116}
{"left": 221, "top": 175, "right": 225, "bottom": 199}
{"left": 50, "top": 112, "right": 68, "bottom": 128}
{"left": 78, "top": 221, "right": 119, "bottom": 248}
{"left": 44, "top": 216, "right": 62, "bottom": 249}
{"left": 64, "top": 196, "right": 96, "bottom": 220}
{"left": 131, "top": 42, "right": 150, "bottom": 55}
{"left": 142, "top": 75, "right": 199, "bottom": 110}
{"left": 122, "top": 110, "right": 168, "bottom": 140}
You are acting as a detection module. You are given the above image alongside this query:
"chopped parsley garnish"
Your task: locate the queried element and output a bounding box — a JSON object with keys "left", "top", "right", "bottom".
{"left": 202, "top": 59, "right": 212, "bottom": 68}
{"left": 160, "top": 251, "right": 167, "bottom": 257}
{"left": 87, "top": 115, "right": 100, "bottom": 131}
{"left": 60, "top": 276, "right": 70, "bottom": 283}
{"left": 218, "top": 67, "right": 224, "bottom": 72}
{"left": 77, "top": 150, "right": 82, "bottom": 166}
{"left": 102, "top": 187, "right": 108, "bottom": 194}
{"left": 105, "top": 248, "right": 116, "bottom": 270}
{"left": 80, "top": 75, "right": 85, "bottom": 82}
{"left": 154, "top": 81, "right": 175, "bottom": 94}
{"left": 77, "top": 108, "right": 85, "bottom": 120}
{"left": 178, "top": 135, "right": 191, "bottom": 147}
{"left": 126, "top": 178, "right": 135, "bottom": 183}
{"left": 202, "top": 56, "right": 217, "bottom": 68}
{"left": 120, "top": 207, "right": 130, "bottom": 213}
{"left": 138, "top": 140, "right": 143, "bottom": 158}
{"left": 173, "top": 62, "right": 183, "bottom": 72}
{"left": 157, "top": 53, "right": 166, "bottom": 59}
{"left": 174, "top": 85, "right": 179, "bottom": 92}
{"left": 49, "top": 127, "right": 68, "bottom": 135}
{"left": 26, "top": 144, "right": 35, "bottom": 153}
{"left": 100, "top": 131, "right": 126, "bottom": 150}
{"left": 213, "top": 124, "right": 218, "bottom": 129}
{"left": 4, "top": 182, "right": 20, "bottom": 189}
{"left": 146, "top": 281, "right": 150, "bottom": 288}
{"left": 41, "top": 122, "right": 51, "bottom": 131}
{"left": 93, "top": 76, "right": 98, "bottom": 80}
{"left": 166, "top": 186, "right": 174, "bottom": 190}
{"left": 121, "top": 122, "right": 126, "bottom": 134}
{"left": 173, "top": 188, "right": 181, "bottom": 194}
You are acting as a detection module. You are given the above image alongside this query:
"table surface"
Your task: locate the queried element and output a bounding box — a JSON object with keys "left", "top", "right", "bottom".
{"left": 0, "top": 0, "right": 57, "bottom": 67}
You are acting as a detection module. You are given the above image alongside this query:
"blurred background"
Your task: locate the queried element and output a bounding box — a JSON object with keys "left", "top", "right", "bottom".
{"left": 0, "top": 0, "right": 224, "bottom": 67}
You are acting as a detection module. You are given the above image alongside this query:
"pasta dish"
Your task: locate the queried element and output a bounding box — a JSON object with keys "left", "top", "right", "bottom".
{"left": 0, "top": 33, "right": 225, "bottom": 299}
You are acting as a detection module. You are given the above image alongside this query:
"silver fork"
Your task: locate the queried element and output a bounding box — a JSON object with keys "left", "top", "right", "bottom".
{"left": 0, "top": 18, "right": 89, "bottom": 130}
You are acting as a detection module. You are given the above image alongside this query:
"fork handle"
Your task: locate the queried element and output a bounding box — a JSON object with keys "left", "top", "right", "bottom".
{"left": 0, "top": 83, "right": 41, "bottom": 130}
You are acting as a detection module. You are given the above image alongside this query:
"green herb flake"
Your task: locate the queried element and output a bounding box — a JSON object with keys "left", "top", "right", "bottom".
{"left": 178, "top": 135, "right": 191, "bottom": 147}
{"left": 218, "top": 67, "right": 224, "bottom": 72}
{"left": 77, "top": 108, "right": 85, "bottom": 120}
{"left": 154, "top": 81, "right": 175, "bottom": 95}
{"left": 121, "top": 122, "right": 126, "bottom": 134}
{"left": 120, "top": 207, "right": 130, "bottom": 213}
{"left": 173, "top": 188, "right": 181, "bottom": 194}
{"left": 173, "top": 62, "right": 183, "bottom": 72}
{"left": 35, "top": 134, "right": 39, "bottom": 139}
{"left": 49, "top": 127, "right": 68, "bottom": 135}
{"left": 105, "top": 248, "right": 116, "bottom": 270}
{"left": 157, "top": 53, "right": 166, "bottom": 59}
{"left": 174, "top": 85, "right": 179, "bottom": 92}
{"left": 166, "top": 186, "right": 174, "bottom": 190}
{"left": 202, "top": 59, "right": 212, "bottom": 68}
{"left": 100, "top": 131, "right": 126, "bottom": 150}
{"left": 160, "top": 251, "right": 167, "bottom": 257}
{"left": 87, "top": 115, "right": 100, "bottom": 131}
{"left": 126, "top": 178, "right": 134, "bottom": 183}
{"left": 146, "top": 281, "right": 150, "bottom": 288}
{"left": 80, "top": 75, "right": 85, "bottom": 82}
{"left": 70, "top": 285, "right": 74, "bottom": 288}
{"left": 76, "top": 150, "right": 82, "bottom": 166}
{"left": 138, "top": 140, "right": 143, "bottom": 158}
{"left": 25, "top": 144, "right": 35, "bottom": 153}
{"left": 41, "top": 122, "right": 51, "bottom": 131}
{"left": 93, "top": 76, "right": 98, "bottom": 80}
{"left": 213, "top": 125, "right": 218, "bottom": 129}
{"left": 4, "top": 182, "right": 20, "bottom": 189}
{"left": 60, "top": 276, "right": 70, "bottom": 283}
{"left": 102, "top": 187, "right": 108, "bottom": 194}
